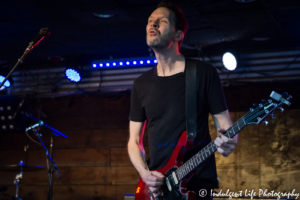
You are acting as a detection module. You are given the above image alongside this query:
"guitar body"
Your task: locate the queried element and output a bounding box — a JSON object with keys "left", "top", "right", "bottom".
{"left": 135, "top": 131, "right": 196, "bottom": 200}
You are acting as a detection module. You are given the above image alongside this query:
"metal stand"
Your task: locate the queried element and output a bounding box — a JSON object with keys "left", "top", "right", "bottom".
{"left": 31, "top": 129, "right": 61, "bottom": 200}
{"left": 0, "top": 45, "right": 31, "bottom": 89}
{"left": 24, "top": 113, "right": 66, "bottom": 200}
{"left": 47, "top": 134, "right": 54, "bottom": 200}
{"left": 13, "top": 161, "right": 24, "bottom": 200}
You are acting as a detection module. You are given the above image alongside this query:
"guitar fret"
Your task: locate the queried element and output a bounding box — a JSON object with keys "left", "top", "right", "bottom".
{"left": 197, "top": 154, "right": 200, "bottom": 164}
{"left": 189, "top": 160, "right": 193, "bottom": 170}
{"left": 242, "top": 117, "right": 246, "bottom": 127}
{"left": 193, "top": 157, "right": 197, "bottom": 166}
{"left": 186, "top": 163, "right": 190, "bottom": 173}
{"left": 232, "top": 126, "right": 236, "bottom": 136}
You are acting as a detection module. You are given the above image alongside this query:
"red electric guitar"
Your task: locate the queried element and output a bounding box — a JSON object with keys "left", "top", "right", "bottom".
{"left": 135, "top": 91, "right": 292, "bottom": 200}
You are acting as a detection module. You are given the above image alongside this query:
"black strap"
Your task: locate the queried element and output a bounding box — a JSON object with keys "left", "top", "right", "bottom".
{"left": 186, "top": 59, "right": 197, "bottom": 139}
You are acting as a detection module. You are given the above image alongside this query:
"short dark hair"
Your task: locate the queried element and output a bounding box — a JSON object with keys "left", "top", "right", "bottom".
{"left": 157, "top": 1, "right": 188, "bottom": 48}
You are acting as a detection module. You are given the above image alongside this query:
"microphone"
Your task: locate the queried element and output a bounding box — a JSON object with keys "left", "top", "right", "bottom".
{"left": 28, "top": 28, "right": 50, "bottom": 51}
{"left": 25, "top": 120, "right": 44, "bottom": 131}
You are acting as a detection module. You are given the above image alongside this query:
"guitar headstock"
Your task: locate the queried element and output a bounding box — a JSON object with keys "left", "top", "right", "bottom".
{"left": 244, "top": 91, "right": 292, "bottom": 125}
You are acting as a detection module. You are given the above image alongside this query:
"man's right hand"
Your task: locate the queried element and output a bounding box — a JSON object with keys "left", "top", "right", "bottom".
{"left": 141, "top": 170, "right": 165, "bottom": 197}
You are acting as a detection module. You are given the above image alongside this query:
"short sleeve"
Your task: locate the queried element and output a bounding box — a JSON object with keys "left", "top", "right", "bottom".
{"left": 206, "top": 66, "right": 228, "bottom": 114}
{"left": 129, "top": 81, "right": 146, "bottom": 122}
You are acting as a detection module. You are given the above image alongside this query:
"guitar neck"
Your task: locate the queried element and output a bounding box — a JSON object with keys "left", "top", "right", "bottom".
{"left": 176, "top": 117, "right": 246, "bottom": 181}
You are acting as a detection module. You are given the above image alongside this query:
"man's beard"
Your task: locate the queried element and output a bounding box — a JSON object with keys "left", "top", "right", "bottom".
{"left": 146, "top": 30, "right": 174, "bottom": 49}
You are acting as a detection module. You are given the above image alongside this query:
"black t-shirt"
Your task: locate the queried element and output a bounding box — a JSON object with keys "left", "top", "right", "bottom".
{"left": 129, "top": 58, "right": 228, "bottom": 189}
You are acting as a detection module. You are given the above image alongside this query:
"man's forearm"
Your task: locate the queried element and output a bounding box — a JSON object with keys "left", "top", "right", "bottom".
{"left": 128, "top": 142, "right": 149, "bottom": 176}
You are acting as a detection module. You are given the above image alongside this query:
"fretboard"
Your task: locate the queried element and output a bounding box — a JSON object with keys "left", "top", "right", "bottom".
{"left": 175, "top": 117, "right": 246, "bottom": 181}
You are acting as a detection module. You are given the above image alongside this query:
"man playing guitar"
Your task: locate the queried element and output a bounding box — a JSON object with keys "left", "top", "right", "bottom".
{"left": 128, "top": 1, "right": 238, "bottom": 199}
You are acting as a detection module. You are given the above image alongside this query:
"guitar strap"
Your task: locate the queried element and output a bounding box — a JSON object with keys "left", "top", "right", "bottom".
{"left": 185, "top": 59, "right": 197, "bottom": 139}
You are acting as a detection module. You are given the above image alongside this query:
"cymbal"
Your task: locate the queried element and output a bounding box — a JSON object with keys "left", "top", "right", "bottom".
{"left": 0, "top": 164, "right": 45, "bottom": 172}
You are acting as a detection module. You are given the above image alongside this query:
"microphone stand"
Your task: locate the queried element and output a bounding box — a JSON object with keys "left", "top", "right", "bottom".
{"left": 0, "top": 43, "right": 33, "bottom": 89}
{"left": 0, "top": 27, "right": 49, "bottom": 89}
{"left": 28, "top": 128, "right": 61, "bottom": 200}
{"left": 24, "top": 113, "right": 66, "bottom": 200}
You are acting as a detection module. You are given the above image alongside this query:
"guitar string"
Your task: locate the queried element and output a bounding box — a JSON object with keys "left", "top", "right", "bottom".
{"left": 176, "top": 117, "right": 247, "bottom": 178}
{"left": 176, "top": 118, "right": 244, "bottom": 179}
{"left": 176, "top": 102, "right": 280, "bottom": 180}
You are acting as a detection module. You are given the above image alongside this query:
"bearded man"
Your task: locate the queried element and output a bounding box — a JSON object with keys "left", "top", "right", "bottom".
{"left": 128, "top": 1, "right": 238, "bottom": 199}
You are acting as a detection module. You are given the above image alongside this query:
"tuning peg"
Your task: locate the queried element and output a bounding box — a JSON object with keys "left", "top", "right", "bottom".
{"left": 262, "top": 99, "right": 266, "bottom": 102}
{"left": 249, "top": 108, "right": 254, "bottom": 112}
{"left": 253, "top": 103, "right": 257, "bottom": 107}
{"left": 280, "top": 107, "right": 284, "bottom": 112}
{"left": 264, "top": 120, "right": 268, "bottom": 126}
{"left": 257, "top": 117, "right": 261, "bottom": 122}
{"left": 271, "top": 113, "right": 276, "bottom": 119}
{"left": 268, "top": 99, "right": 272, "bottom": 103}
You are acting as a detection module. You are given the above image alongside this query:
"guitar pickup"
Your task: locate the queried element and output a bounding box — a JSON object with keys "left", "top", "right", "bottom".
{"left": 172, "top": 172, "right": 178, "bottom": 185}
{"left": 166, "top": 177, "right": 172, "bottom": 191}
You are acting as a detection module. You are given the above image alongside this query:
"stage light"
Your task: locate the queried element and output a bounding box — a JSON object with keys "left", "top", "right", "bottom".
{"left": 0, "top": 75, "right": 11, "bottom": 88}
{"left": 2, "top": 125, "right": 6, "bottom": 130}
{"left": 65, "top": 68, "right": 81, "bottom": 82}
{"left": 92, "top": 56, "right": 158, "bottom": 69}
{"left": 222, "top": 52, "right": 237, "bottom": 71}
{"left": 100, "top": 63, "right": 103, "bottom": 67}
{"left": 92, "top": 64, "right": 97, "bottom": 68}
{"left": 9, "top": 125, "right": 14, "bottom": 129}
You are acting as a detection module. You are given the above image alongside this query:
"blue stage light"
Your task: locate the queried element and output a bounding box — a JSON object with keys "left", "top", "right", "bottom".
{"left": 113, "top": 62, "right": 116, "bottom": 66}
{"left": 154, "top": 59, "right": 157, "bottom": 63}
{"left": 119, "top": 62, "right": 123, "bottom": 66}
{"left": 106, "top": 63, "right": 110, "bottom": 67}
{"left": 65, "top": 69, "right": 81, "bottom": 82}
{"left": 0, "top": 75, "right": 11, "bottom": 88}
{"left": 126, "top": 61, "right": 130, "bottom": 65}
{"left": 147, "top": 60, "right": 150, "bottom": 64}
{"left": 133, "top": 61, "right": 137, "bottom": 65}
{"left": 99, "top": 63, "right": 103, "bottom": 67}
{"left": 92, "top": 64, "right": 97, "bottom": 68}
{"left": 140, "top": 61, "right": 143, "bottom": 64}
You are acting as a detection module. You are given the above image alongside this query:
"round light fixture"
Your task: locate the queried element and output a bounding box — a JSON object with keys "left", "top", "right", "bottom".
{"left": 222, "top": 52, "right": 237, "bottom": 71}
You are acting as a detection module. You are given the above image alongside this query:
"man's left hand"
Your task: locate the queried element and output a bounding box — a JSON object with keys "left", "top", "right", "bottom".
{"left": 214, "top": 128, "right": 237, "bottom": 157}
